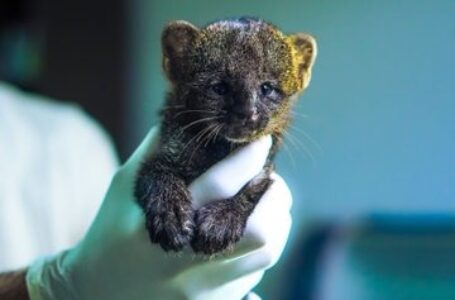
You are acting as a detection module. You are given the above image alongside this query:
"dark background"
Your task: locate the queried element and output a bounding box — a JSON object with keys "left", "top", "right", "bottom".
{"left": 1, "top": 0, "right": 129, "bottom": 157}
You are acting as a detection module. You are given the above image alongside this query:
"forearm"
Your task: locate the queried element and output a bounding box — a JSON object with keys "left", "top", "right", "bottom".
{"left": 0, "top": 269, "right": 30, "bottom": 300}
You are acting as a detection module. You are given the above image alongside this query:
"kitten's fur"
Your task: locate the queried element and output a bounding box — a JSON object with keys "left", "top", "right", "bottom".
{"left": 135, "top": 17, "right": 317, "bottom": 255}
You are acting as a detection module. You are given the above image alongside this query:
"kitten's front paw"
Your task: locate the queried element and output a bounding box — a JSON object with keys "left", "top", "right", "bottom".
{"left": 191, "top": 173, "right": 273, "bottom": 255}
{"left": 145, "top": 198, "right": 195, "bottom": 252}
{"left": 191, "top": 201, "right": 246, "bottom": 255}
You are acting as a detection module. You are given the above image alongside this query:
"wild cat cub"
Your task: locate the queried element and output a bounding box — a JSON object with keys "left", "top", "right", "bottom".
{"left": 135, "top": 17, "right": 317, "bottom": 255}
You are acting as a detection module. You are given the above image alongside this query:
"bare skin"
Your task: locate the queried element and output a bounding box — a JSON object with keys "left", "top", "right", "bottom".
{"left": 0, "top": 270, "right": 30, "bottom": 300}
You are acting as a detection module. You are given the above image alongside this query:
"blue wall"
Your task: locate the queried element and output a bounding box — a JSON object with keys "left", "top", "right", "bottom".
{"left": 127, "top": 0, "right": 455, "bottom": 297}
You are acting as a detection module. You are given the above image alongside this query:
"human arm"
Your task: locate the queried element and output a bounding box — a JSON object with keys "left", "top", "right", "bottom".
{"left": 0, "top": 82, "right": 120, "bottom": 275}
{"left": 24, "top": 127, "right": 292, "bottom": 300}
{"left": 0, "top": 270, "right": 29, "bottom": 300}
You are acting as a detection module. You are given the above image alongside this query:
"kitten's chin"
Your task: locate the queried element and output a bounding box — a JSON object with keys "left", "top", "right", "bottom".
{"left": 221, "top": 125, "right": 264, "bottom": 143}
{"left": 224, "top": 136, "right": 251, "bottom": 143}
{"left": 223, "top": 131, "right": 263, "bottom": 143}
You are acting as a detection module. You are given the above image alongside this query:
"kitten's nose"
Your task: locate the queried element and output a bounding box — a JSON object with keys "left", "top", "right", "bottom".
{"left": 232, "top": 99, "right": 257, "bottom": 122}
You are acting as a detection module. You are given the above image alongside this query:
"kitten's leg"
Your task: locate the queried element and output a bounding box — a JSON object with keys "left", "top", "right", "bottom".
{"left": 191, "top": 169, "right": 273, "bottom": 255}
{"left": 135, "top": 161, "right": 195, "bottom": 252}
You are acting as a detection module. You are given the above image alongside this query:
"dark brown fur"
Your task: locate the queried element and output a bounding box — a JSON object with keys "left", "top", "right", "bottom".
{"left": 135, "top": 17, "right": 317, "bottom": 255}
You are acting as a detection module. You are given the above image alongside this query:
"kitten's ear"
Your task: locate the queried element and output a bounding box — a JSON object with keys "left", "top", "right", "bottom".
{"left": 162, "top": 21, "right": 199, "bottom": 81}
{"left": 289, "top": 33, "right": 317, "bottom": 89}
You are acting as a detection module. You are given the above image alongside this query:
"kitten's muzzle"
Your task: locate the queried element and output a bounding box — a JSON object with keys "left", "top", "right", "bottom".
{"left": 227, "top": 111, "right": 258, "bottom": 127}
{"left": 228, "top": 103, "right": 258, "bottom": 123}
{"left": 222, "top": 111, "right": 263, "bottom": 142}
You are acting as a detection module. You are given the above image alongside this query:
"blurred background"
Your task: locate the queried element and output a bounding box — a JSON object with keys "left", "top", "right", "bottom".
{"left": 1, "top": 0, "right": 455, "bottom": 299}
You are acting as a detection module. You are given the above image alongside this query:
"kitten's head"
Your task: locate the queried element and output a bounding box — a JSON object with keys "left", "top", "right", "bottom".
{"left": 162, "top": 17, "right": 317, "bottom": 142}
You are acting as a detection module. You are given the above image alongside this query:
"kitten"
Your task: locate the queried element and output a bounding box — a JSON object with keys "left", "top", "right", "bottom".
{"left": 135, "top": 17, "right": 317, "bottom": 255}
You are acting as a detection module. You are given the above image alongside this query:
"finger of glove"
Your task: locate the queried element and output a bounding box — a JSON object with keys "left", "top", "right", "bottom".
{"left": 121, "top": 126, "right": 160, "bottom": 177}
{"left": 174, "top": 267, "right": 264, "bottom": 300}
{"left": 232, "top": 173, "right": 293, "bottom": 264}
{"left": 210, "top": 272, "right": 264, "bottom": 300}
{"left": 189, "top": 174, "right": 292, "bottom": 280}
{"left": 244, "top": 292, "right": 262, "bottom": 300}
{"left": 189, "top": 135, "right": 272, "bottom": 208}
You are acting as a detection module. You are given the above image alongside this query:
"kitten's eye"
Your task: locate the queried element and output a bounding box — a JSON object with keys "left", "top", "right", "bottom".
{"left": 260, "top": 82, "right": 277, "bottom": 97}
{"left": 210, "top": 82, "right": 229, "bottom": 96}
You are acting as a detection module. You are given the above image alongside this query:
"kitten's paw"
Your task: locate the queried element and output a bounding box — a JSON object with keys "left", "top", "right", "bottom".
{"left": 145, "top": 198, "right": 195, "bottom": 252}
{"left": 191, "top": 201, "right": 245, "bottom": 255}
{"left": 191, "top": 172, "right": 273, "bottom": 255}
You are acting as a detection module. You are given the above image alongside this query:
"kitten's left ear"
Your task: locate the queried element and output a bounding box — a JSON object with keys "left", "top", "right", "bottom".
{"left": 162, "top": 20, "right": 200, "bottom": 82}
{"left": 289, "top": 33, "right": 317, "bottom": 89}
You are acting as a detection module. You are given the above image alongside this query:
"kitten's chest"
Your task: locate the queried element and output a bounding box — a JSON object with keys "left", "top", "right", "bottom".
{"left": 161, "top": 131, "right": 235, "bottom": 183}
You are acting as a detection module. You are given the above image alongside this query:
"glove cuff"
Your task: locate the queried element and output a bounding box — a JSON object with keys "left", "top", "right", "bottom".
{"left": 26, "top": 250, "right": 79, "bottom": 300}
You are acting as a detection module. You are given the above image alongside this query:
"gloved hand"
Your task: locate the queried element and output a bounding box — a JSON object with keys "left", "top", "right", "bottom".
{"left": 26, "top": 127, "right": 292, "bottom": 300}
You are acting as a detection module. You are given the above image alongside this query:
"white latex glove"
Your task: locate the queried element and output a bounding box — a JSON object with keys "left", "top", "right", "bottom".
{"left": 26, "top": 127, "right": 292, "bottom": 300}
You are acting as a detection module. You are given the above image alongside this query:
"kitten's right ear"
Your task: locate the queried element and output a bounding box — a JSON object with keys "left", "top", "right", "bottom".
{"left": 289, "top": 33, "right": 317, "bottom": 90}
{"left": 162, "top": 21, "right": 199, "bottom": 82}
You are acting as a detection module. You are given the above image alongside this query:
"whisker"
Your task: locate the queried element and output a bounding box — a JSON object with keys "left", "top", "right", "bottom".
{"left": 281, "top": 141, "right": 297, "bottom": 168}
{"left": 189, "top": 125, "right": 217, "bottom": 161}
{"left": 197, "top": 123, "right": 218, "bottom": 143}
{"left": 290, "top": 110, "right": 310, "bottom": 119}
{"left": 288, "top": 124, "right": 323, "bottom": 153}
{"left": 174, "top": 109, "right": 218, "bottom": 118}
{"left": 204, "top": 124, "right": 221, "bottom": 147}
{"left": 180, "top": 125, "right": 214, "bottom": 153}
{"left": 214, "top": 124, "right": 223, "bottom": 141}
{"left": 180, "top": 132, "right": 203, "bottom": 154}
{"left": 180, "top": 116, "right": 221, "bottom": 132}
{"left": 284, "top": 131, "right": 316, "bottom": 163}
